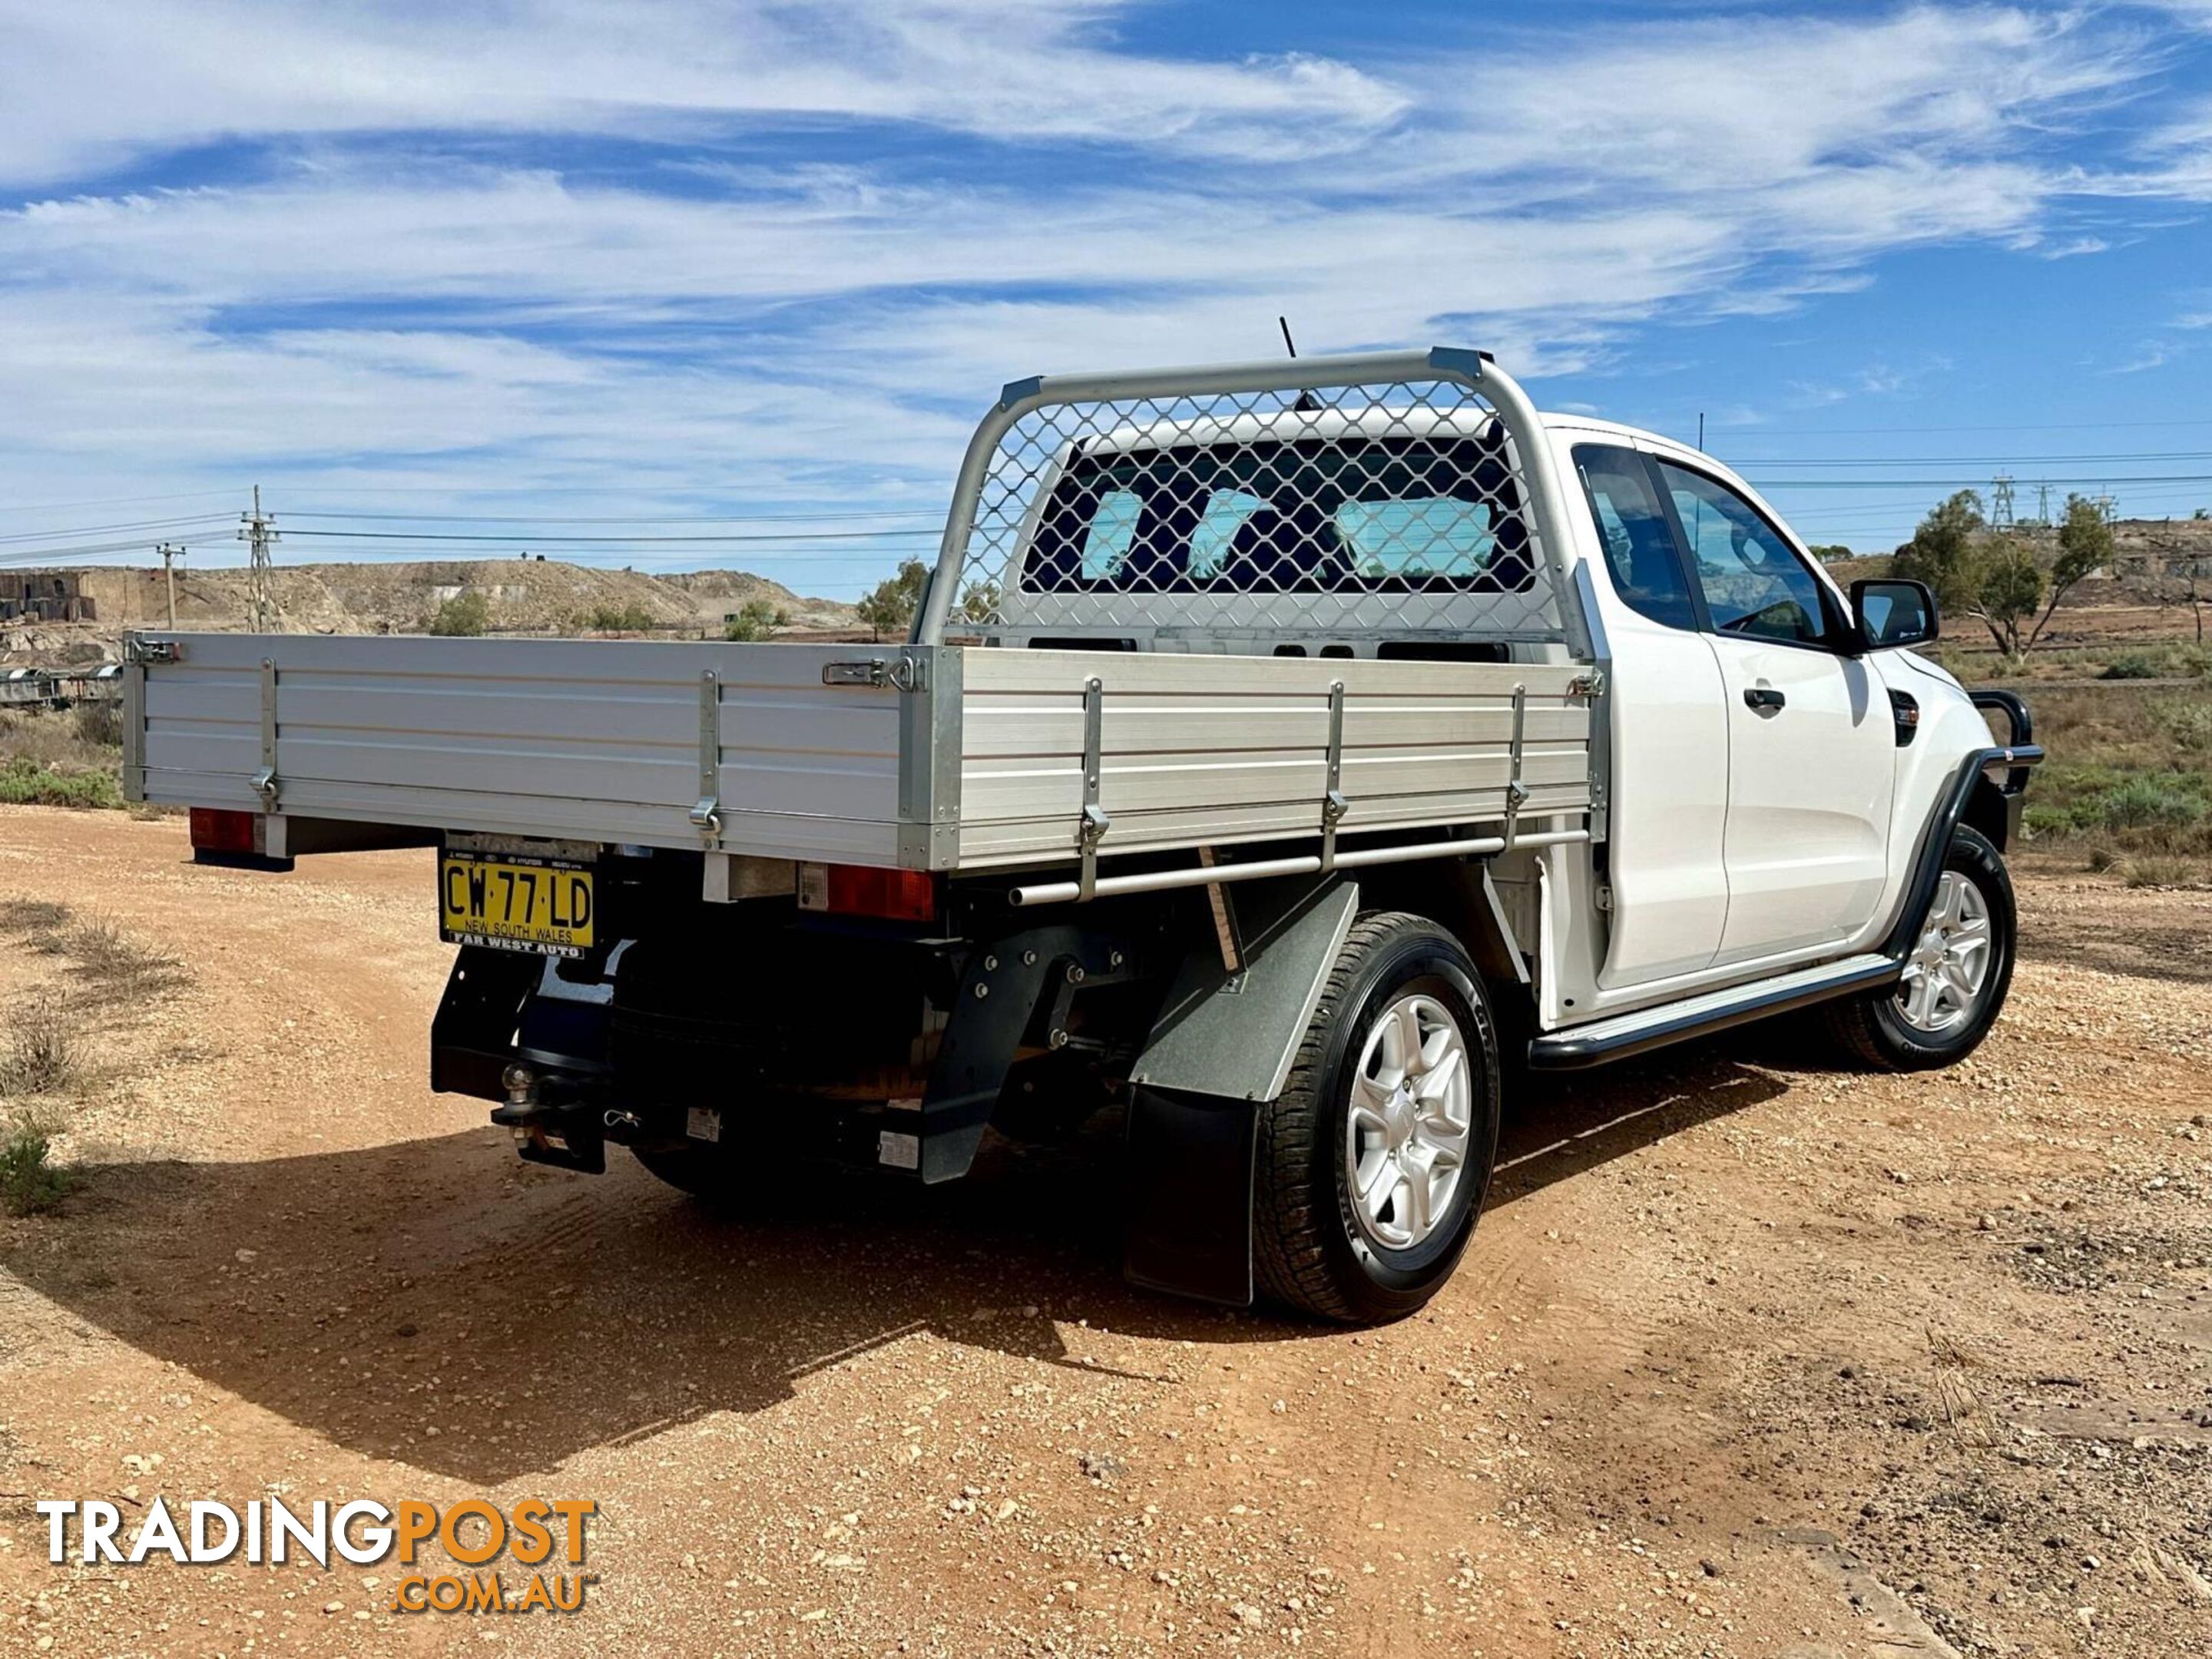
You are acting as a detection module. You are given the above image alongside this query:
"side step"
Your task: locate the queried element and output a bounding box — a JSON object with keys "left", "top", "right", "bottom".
{"left": 1528, "top": 953, "right": 1897, "bottom": 1071}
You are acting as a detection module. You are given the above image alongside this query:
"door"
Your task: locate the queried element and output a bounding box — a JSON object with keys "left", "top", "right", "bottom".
{"left": 1653, "top": 460, "right": 1894, "bottom": 964}
{"left": 1571, "top": 444, "right": 1732, "bottom": 987}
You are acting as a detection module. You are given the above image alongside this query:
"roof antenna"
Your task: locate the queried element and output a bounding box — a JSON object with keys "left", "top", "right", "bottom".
{"left": 1280, "top": 315, "right": 1320, "bottom": 412}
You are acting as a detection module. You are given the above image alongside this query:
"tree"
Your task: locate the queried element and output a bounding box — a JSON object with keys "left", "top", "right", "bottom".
{"left": 1976, "top": 538, "right": 2044, "bottom": 659}
{"left": 723, "top": 599, "right": 786, "bottom": 641}
{"left": 1891, "top": 492, "right": 1988, "bottom": 620}
{"left": 427, "top": 590, "right": 491, "bottom": 636}
{"left": 957, "top": 579, "right": 1002, "bottom": 624}
{"left": 2024, "top": 493, "right": 2113, "bottom": 651}
{"left": 856, "top": 558, "right": 929, "bottom": 641}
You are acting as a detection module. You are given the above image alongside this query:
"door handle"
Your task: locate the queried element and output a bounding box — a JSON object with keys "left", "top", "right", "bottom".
{"left": 1743, "top": 686, "right": 1786, "bottom": 713}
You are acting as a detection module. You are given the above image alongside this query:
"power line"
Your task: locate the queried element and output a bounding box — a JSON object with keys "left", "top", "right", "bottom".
{"left": 277, "top": 507, "right": 939, "bottom": 526}
{"left": 0, "top": 488, "right": 243, "bottom": 515}
{"left": 1694, "top": 414, "right": 2212, "bottom": 437}
{"left": 1715, "top": 449, "right": 2212, "bottom": 467}
{"left": 0, "top": 512, "right": 233, "bottom": 545}
{"left": 1735, "top": 472, "right": 2212, "bottom": 489}
{"left": 277, "top": 526, "right": 942, "bottom": 545}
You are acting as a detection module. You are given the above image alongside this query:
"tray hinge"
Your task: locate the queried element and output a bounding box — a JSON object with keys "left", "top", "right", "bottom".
{"left": 250, "top": 657, "right": 280, "bottom": 809}
{"left": 1076, "top": 676, "right": 1111, "bottom": 901}
{"left": 690, "top": 670, "right": 723, "bottom": 839}
{"left": 1319, "top": 679, "right": 1348, "bottom": 873}
{"left": 823, "top": 654, "right": 925, "bottom": 692}
{"left": 1502, "top": 682, "right": 1529, "bottom": 849}
{"left": 124, "top": 634, "right": 181, "bottom": 664}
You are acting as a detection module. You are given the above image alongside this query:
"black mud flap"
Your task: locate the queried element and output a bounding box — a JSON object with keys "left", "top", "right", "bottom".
{"left": 1123, "top": 1085, "right": 1259, "bottom": 1307}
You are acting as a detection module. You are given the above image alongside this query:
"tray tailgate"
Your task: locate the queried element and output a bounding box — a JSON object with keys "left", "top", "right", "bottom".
{"left": 132, "top": 635, "right": 908, "bottom": 863}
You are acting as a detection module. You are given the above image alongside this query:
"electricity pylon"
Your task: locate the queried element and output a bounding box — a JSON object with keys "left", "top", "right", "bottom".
{"left": 240, "top": 486, "right": 280, "bottom": 631}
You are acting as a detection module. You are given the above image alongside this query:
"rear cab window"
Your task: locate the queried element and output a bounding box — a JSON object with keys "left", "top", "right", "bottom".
{"left": 1022, "top": 433, "right": 1534, "bottom": 595}
{"left": 1572, "top": 444, "right": 1699, "bottom": 631}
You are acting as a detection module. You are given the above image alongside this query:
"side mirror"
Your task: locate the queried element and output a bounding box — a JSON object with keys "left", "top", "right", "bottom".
{"left": 1850, "top": 578, "right": 1939, "bottom": 651}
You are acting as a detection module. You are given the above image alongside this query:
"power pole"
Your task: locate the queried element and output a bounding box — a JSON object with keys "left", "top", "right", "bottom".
{"left": 239, "top": 486, "right": 280, "bottom": 631}
{"left": 2035, "top": 481, "right": 2053, "bottom": 525}
{"left": 155, "top": 541, "right": 184, "bottom": 628}
{"left": 1990, "top": 473, "right": 2015, "bottom": 530}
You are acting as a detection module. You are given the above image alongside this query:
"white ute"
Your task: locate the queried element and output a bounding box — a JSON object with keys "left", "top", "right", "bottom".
{"left": 124, "top": 348, "right": 2042, "bottom": 1323}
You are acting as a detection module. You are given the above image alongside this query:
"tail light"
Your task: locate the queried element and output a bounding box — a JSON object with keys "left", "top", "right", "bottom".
{"left": 796, "top": 863, "right": 940, "bottom": 923}
{"left": 189, "top": 807, "right": 260, "bottom": 854}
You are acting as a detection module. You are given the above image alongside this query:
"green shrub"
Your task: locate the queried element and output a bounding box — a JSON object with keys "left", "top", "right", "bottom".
{"left": 2098, "top": 644, "right": 2208, "bottom": 681}
{"left": 428, "top": 590, "right": 492, "bottom": 636}
{"left": 2100, "top": 651, "right": 2165, "bottom": 680}
{"left": 2096, "top": 775, "right": 2207, "bottom": 830}
{"left": 723, "top": 599, "right": 787, "bottom": 642}
{"left": 0, "top": 757, "right": 122, "bottom": 810}
{"left": 2154, "top": 698, "right": 2212, "bottom": 753}
{"left": 587, "top": 601, "right": 656, "bottom": 632}
{"left": 1, "top": 1118, "right": 71, "bottom": 1216}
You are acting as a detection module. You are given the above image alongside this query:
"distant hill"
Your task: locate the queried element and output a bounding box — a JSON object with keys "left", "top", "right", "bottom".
{"left": 2, "top": 559, "right": 863, "bottom": 665}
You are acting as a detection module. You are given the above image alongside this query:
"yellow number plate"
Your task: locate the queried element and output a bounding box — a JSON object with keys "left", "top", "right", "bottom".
{"left": 439, "top": 854, "right": 594, "bottom": 958}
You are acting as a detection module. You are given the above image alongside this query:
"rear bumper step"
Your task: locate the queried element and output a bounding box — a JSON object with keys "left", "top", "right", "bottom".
{"left": 1528, "top": 954, "right": 1898, "bottom": 1071}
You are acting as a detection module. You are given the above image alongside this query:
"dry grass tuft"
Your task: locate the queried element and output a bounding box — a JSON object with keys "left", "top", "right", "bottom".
{"left": 31, "top": 912, "right": 185, "bottom": 1006}
{"left": 0, "top": 896, "right": 72, "bottom": 935}
{"left": 0, "top": 992, "right": 82, "bottom": 1097}
{"left": 2119, "top": 855, "right": 2211, "bottom": 889}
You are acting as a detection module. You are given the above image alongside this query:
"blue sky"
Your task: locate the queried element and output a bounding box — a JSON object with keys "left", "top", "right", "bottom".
{"left": 5, "top": 0, "right": 2212, "bottom": 598}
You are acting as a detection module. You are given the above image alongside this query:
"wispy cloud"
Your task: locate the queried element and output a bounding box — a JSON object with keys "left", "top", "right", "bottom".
{"left": 0, "top": 1, "right": 1410, "bottom": 183}
{"left": 0, "top": 2, "right": 2206, "bottom": 589}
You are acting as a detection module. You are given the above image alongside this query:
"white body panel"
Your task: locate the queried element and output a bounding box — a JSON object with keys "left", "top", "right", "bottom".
{"left": 1706, "top": 637, "right": 1894, "bottom": 962}
{"left": 1537, "top": 418, "right": 1994, "bottom": 1028}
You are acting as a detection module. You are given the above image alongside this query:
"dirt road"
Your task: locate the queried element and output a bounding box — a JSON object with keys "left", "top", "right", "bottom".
{"left": 2, "top": 805, "right": 2208, "bottom": 1657}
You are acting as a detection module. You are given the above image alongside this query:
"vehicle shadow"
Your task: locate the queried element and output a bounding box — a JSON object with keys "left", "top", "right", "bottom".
{"left": 11, "top": 1045, "right": 1796, "bottom": 1485}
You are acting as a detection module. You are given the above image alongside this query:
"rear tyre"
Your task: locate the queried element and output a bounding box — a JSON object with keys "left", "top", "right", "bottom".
{"left": 1823, "top": 824, "right": 2015, "bottom": 1071}
{"left": 1254, "top": 912, "right": 1502, "bottom": 1324}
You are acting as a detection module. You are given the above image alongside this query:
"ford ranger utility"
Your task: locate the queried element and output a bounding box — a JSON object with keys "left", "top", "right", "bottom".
{"left": 122, "top": 348, "right": 2041, "bottom": 1322}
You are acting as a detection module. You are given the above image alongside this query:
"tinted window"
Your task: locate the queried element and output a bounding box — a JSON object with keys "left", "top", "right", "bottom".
{"left": 1658, "top": 462, "right": 1830, "bottom": 645}
{"left": 1080, "top": 488, "right": 1141, "bottom": 580}
{"left": 1336, "top": 497, "right": 1498, "bottom": 578}
{"left": 1574, "top": 445, "right": 1697, "bottom": 631}
{"left": 1022, "top": 434, "right": 1532, "bottom": 594}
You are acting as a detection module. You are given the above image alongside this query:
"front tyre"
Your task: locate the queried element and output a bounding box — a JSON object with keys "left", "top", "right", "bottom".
{"left": 1254, "top": 912, "right": 1502, "bottom": 1324}
{"left": 1825, "top": 823, "right": 2015, "bottom": 1071}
